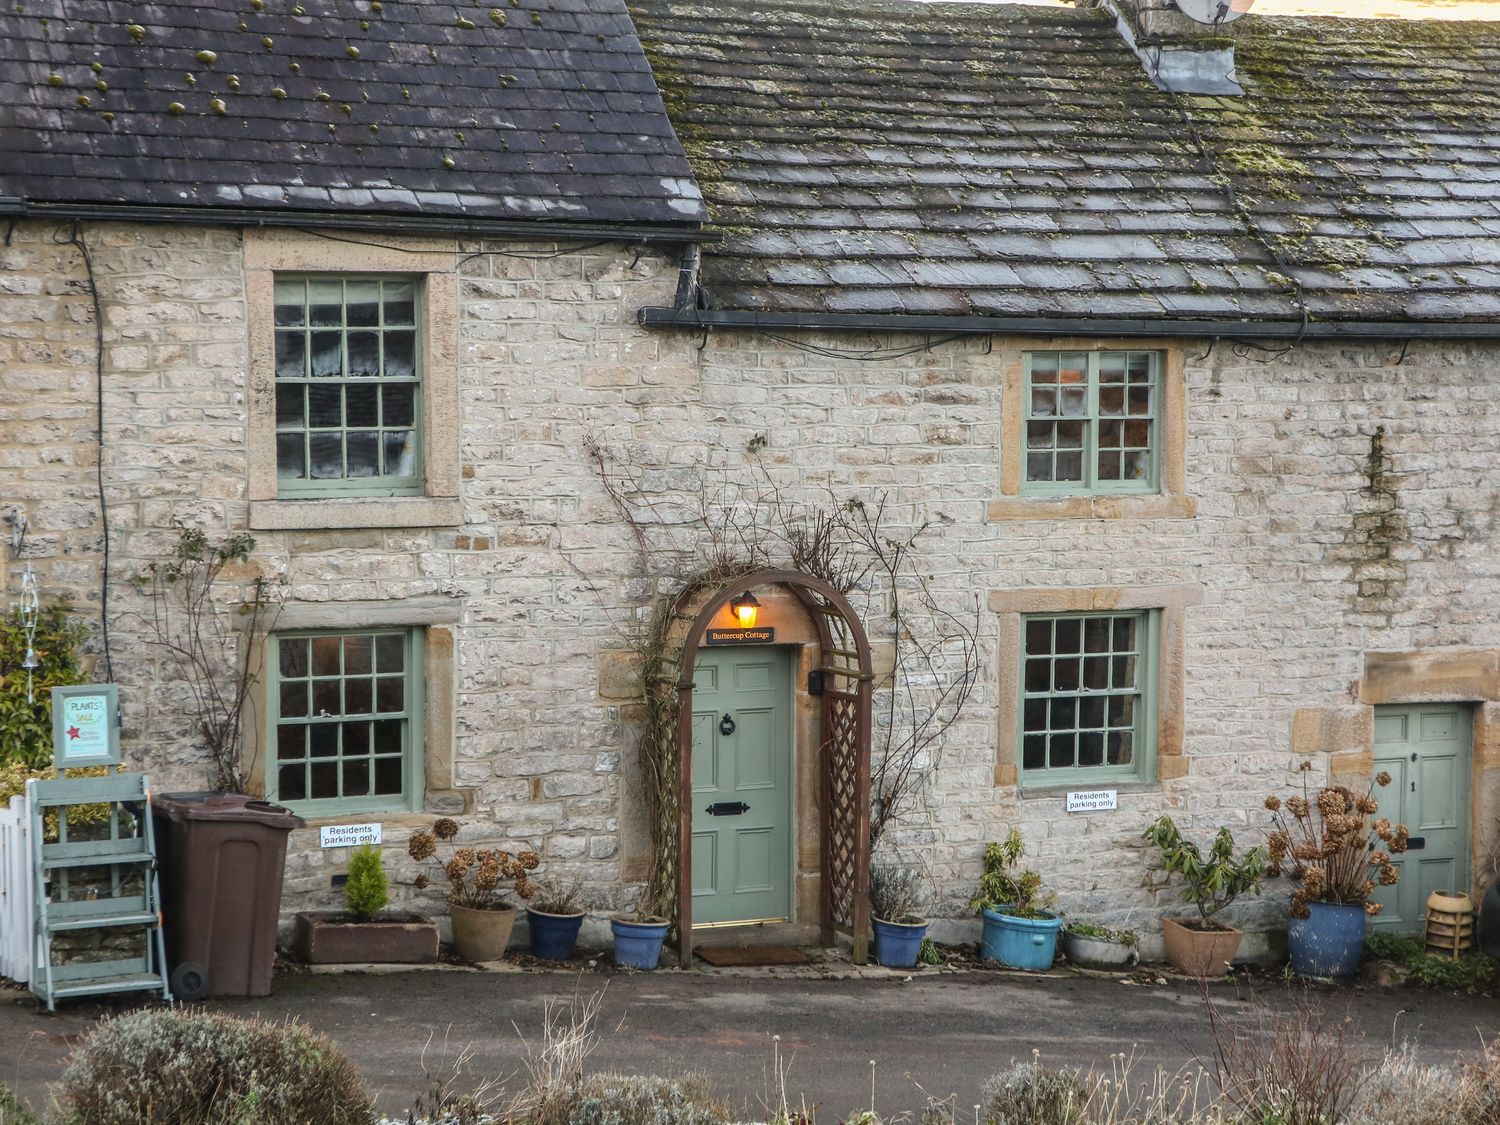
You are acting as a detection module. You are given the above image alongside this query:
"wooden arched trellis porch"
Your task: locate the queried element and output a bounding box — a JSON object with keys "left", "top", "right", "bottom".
{"left": 671, "top": 568, "right": 874, "bottom": 967}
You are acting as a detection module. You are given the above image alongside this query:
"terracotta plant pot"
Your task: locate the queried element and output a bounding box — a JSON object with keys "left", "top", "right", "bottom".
{"left": 1160, "top": 916, "right": 1242, "bottom": 978}
{"left": 292, "top": 911, "right": 439, "bottom": 965}
{"left": 449, "top": 901, "right": 518, "bottom": 962}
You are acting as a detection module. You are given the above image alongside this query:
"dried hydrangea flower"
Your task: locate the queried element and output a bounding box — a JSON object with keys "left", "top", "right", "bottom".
{"left": 433, "top": 817, "right": 460, "bottom": 840}
{"left": 1375, "top": 771, "right": 1392, "bottom": 787}
{"left": 408, "top": 831, "right": 437, "bottom": 861}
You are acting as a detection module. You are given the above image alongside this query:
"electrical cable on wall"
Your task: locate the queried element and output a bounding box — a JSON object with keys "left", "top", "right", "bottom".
{"left": 54, "top": 221, "right": 115, "bottom": 683}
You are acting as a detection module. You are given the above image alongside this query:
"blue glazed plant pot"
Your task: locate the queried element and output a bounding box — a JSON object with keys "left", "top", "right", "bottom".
{"left": 1288, "top": 901, "right": 1367, "bottom": 979}
{"left": 872, "top": 917, "right": 928, "bottom": 969}
{"left": 528, "top": 908, "right": 585, "bottom": 961}
{"left": 980, "top": 906, "right": 1063, "bottom": 971}
{"left": 610, "top": 915, "right": 670, "bottom": 970}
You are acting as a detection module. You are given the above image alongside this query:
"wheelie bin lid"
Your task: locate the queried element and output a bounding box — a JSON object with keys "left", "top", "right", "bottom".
{"left": 152, "top": 792, "right": 306, "bottom": 829}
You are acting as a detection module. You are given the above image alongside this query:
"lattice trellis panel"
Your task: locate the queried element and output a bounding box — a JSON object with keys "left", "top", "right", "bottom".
{"left": 822, "top": 690, "right": 861, "bottom": 925}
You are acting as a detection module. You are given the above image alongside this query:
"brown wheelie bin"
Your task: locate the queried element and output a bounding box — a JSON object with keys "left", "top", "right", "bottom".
{"left": 152, "top": 793, "right": 304, "bottom": 999}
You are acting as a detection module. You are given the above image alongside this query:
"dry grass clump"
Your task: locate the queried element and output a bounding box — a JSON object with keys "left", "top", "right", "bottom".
{"left": 1204, "top": 994, "right": 1361, "bottom": 1125}
{"left": 968, "top": 1051, "right": 1223, "bottom": 1125}
{"left": 496, "top": 987, "right": 726, "bottom": 1125}
{"left": 1346, "top": 1041, "right": 1500, "bottom": 1125}
{"left": 57, "top": 1008, "right": 372, "bottom": 1125}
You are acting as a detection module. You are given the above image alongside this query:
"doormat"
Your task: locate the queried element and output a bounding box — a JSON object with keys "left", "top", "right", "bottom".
{"left": 696, "top": 945, "right": 810, "bottom": 967}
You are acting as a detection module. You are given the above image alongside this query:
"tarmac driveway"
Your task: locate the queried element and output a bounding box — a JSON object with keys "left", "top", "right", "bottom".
{"left": 4, "top": 965, "right": 1499, "bottom": 1120}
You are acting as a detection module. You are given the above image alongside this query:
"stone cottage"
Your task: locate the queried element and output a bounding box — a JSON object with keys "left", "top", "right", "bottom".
{"left": 4, "top": 0, "right": 1500, "bottom": 964}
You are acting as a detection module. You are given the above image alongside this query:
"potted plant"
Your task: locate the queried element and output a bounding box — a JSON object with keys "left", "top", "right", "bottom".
{"left": 408, "top": 818, "right": 539, "bottom": 962}
{"left": 1266, "top": 762, "right": 1408, "bottom": 979}
{"left": 868, "top": 863, "right": 929, "bottom": 969}
{"left": 610, "top": 908, "right": 671, "bottom": 970}
{"left": 133, "top": 522, "right": 304, "bottom": 1000}
{"left": 1061, "top": 922, "right": 1138, "bottom": 970}
{"left": 526, "top": 875, "right": 588, "bottom": 961}
{"left": 1143, "top": 815, "right": 1267, "bottom": 978}
{"left": 970, "top": 830, "right": 1062, "bottom": 971}
{"left": 292, "top": 844, "right": 439, "bottom": 964}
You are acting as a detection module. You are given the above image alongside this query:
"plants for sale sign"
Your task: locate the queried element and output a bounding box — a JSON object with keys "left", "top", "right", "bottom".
{"left": 51, "top": 684, "right": 121, "bottom": 768}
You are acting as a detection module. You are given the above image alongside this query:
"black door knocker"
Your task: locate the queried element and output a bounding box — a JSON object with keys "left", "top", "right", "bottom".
{"left": 719, "top": 713, "right": 736, "bottom": 736}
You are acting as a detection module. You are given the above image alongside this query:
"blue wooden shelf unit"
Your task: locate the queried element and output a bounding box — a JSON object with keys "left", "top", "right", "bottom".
{"left": 27, "top": 773, "right": 171, "bottom": 1011}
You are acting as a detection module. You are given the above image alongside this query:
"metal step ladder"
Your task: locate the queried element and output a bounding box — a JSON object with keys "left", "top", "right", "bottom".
{"left": 27, "top": 773, "right": 171, "bottom": 1011}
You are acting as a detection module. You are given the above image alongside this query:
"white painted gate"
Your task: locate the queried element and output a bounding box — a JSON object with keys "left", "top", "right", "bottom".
{"left": 0, "top": 793, "right": 33, "bottom": 984}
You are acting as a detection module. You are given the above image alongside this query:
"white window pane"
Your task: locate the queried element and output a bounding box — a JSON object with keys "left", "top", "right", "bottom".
{"left": 345, "top": 281, "right": 380, "bottom": 326}
{"left": 309, "top": 279, "right": 344, "bottom": 326}
{"left": 275, "top": 331, "right": 306, "bottom": 377}
{"left": 274, "top": 280, "right": 306, "bottom": 325}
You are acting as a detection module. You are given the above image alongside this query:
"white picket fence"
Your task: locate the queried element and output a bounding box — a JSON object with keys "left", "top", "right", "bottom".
{"left": 0, "top": 791, "right": 33, "bottom": 985}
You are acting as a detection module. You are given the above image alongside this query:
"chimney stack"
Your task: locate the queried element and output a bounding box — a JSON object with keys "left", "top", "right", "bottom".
{"left": 1082, "top": 0, "right": 1250, "bottom": 96}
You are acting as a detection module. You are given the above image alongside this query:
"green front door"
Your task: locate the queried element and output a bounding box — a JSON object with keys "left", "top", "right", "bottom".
{"left": 690, "top": 646, "right": 793, "bottom": 926}
{"left": 1371, "top": 703, "right": 1472, "bottom": 934}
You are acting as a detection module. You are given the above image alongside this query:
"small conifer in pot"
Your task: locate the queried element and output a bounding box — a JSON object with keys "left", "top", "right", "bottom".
{"left": 344, "top": 844, "right": 388, "bottom": 921}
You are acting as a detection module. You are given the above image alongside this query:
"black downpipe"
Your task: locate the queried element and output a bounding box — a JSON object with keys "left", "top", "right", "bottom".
{"left": 672, "top": 243, "right": 702, "bottom": 309}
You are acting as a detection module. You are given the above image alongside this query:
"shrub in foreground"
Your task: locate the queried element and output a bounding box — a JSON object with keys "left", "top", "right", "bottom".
{"left": 0, "top": 1082, "right": 38, "bottom": 1125}
{"left": 531, "top": 1073, "right": 728, "bottom": 1125}
{"left": 58, "top": 1008, "right": 373, "bottom": 1125}
{"left": 980, "top": 1061, "right": 1087, "bottom": 1125}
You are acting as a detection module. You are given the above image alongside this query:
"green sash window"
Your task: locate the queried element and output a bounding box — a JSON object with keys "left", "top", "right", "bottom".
{"left": 1024, "top": 351, "right": 1160, "bottom": 494}
{"left": 273, "top": 276, "right": 423, "bottom": 497}
{"left": 1020, "top": 611, "right": 1157, "bottom": 784}
{"left": 270, "top": 629, "right": 424, "bottom": 813}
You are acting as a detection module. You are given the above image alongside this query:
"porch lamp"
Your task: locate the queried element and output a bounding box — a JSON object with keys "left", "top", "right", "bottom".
{"left": 730, "top": 592, "right": 760, "bottom": 629}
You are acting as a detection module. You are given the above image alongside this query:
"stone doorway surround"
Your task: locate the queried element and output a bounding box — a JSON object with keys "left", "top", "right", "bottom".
{"left": 672, "top": 570, "right": 875, "bottom": 968}
{"left": 1294, "top": 648, "right": 1500, "bottom": 901}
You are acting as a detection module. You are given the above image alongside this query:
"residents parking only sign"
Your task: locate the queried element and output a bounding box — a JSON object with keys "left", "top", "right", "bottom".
{"left": 1065, "top": 789, "right": 1118, "bottom": 813}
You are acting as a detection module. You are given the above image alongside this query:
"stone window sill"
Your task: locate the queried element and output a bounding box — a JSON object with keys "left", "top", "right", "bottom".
{"left": 249, "top": 495, "right": 461, "bottom": 531}
{"left": 987, "top": 494, "right": 1196, "bottom": 521}
{"left": 1016, "top": 781, "right": 1164, "bottom": 801}
{"left": 287, "top": 791, "right": 473, "bottom": 833}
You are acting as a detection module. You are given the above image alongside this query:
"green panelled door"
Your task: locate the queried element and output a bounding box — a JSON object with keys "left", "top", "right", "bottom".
{"left": 1371, "top": 703, "right": 1472, "bottom": 934}
{"left": 690, "top": 647, "right": 793, "bottom": 926}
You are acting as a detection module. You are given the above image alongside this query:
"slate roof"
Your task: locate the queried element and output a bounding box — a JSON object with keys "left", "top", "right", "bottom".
{"left": 630, "top": 0, "right": 1500, "bottom": 324}
{"left": 0, "top": 0, "right": 706, "bottom": 227}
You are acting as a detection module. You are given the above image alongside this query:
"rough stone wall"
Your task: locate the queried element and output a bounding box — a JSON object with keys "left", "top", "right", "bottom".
{"left": 5, "top": 217, "right": 1500, "bottom": 954}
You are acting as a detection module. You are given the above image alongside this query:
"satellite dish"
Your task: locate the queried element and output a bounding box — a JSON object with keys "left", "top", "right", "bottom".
{"left": 1172, "top": 0, "right": 1255, "bottom": 23}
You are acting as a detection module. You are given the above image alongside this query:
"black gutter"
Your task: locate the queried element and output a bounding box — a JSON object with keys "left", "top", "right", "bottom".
{"left": 638, "top": 306, "right": 1500, "bottom": 342}
{"left": 1, "top": 199, "right": 715, "bottom": 246}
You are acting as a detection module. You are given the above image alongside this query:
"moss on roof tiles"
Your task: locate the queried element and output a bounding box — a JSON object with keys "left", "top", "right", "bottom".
{"left": 632, "top": 0, "right": 1500, "bottom": 322}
